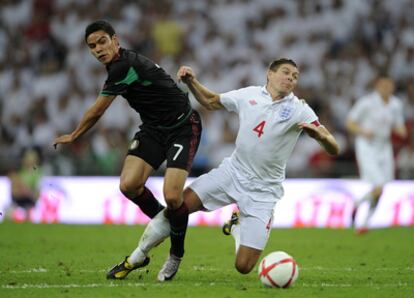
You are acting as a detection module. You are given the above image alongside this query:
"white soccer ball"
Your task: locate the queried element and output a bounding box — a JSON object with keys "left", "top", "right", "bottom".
{"left": 258, "top": 251, "right": 299, "bottom": 288}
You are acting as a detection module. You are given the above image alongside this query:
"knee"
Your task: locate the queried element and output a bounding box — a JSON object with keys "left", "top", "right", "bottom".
{"left": 372, "top": 186, "right": 383, "bottom": 200}
{"left": 119, "top": 178, "right": 144, "bottom": 198}
{"left": 235, "top": 259, "right": 255, "bottom": 274}
{"left": 164, "top": 194, "right": 182, "bottom": 210}
{"left": 164, "top": 188, "right": 183, "bottom": 209}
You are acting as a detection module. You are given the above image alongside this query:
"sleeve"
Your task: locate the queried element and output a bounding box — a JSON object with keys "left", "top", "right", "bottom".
{"left": 100, "top": 60, "right": 133, "bottom": 96}
{"left": 300, "top": 102, "right": 319, "bottom": 124}
{"left": 347, "top": 98, "right": 367, "bottom": 123}
{"left": 393, "top": 99, "right": 405, "bottom": 127}
{"left": 219, "top": 88, "right": 247, "bottom": 113}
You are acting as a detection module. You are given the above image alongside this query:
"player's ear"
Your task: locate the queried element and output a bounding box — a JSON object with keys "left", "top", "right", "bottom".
{"left": 266, "top": 70, "right": 271, "bottom": 83}
{"left": 112, "top": 34, "right": 119, "bottom": 47}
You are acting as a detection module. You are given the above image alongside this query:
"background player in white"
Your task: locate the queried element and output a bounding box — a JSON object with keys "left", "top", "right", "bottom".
{"left": 107, "top": 58, "right": 340, "bottom": 281}
{"left": 346, "top": 74, "right": 407, "bottom": 234}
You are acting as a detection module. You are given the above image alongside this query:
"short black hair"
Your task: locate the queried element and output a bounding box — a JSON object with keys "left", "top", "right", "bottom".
{"left": 375, "top": 69, "right": 391, "bottom": 80}
{"left": 268, "top": 58, "right": 297, "bottom": 72}
{"left": 85, "top": 20, "right": 116, "bottom": 43}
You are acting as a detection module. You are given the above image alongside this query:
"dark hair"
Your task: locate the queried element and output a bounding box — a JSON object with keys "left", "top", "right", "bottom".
{"left": 85, "top": 20, "right": 116, "bottom": 42}
{"left": 375, "top": 70, "right": 391, "bottom": 81}
{"left": 268, "top": 58, "right": 298, "bottom": 72}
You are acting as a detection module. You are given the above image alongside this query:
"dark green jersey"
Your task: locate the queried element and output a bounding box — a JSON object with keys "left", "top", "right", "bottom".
{"left": 101, "top": 48, "right": 190, "bottom": 128}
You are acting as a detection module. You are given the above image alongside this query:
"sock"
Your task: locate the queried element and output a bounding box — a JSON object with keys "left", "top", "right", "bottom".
{"left": 128, "top": 248, "right": 145, "bottom": 265}
{"left": 231, "top": 224, "right": 241, "bottom": 254}
{"left": 129, "top": 187, "right": 164, "bottom": 218}
{"left": 361, "top": 199, "right": 378, "bottom": 228}
{"left": 166, "top": 202, "right": 189, "bottom": 258}
{"left": 355, "top": 192, "right": 373, "bottom": 208}
{"left": 128, "top": 210, "right": 170, "bottom": 265}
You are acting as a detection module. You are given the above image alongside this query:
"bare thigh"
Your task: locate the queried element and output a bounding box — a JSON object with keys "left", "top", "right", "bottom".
{"left": 119, "top": 155, "right": 154, "bottom": 196}
{"left": 183, "top": 187, "right": 204, "bottom": 213}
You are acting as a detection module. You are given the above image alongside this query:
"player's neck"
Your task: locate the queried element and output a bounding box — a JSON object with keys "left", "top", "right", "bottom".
{"left": 379, "top": 93, "right": 390, "bottom": 103}
{"left": 266, "top": 86, "right": 287, "bottom": 101}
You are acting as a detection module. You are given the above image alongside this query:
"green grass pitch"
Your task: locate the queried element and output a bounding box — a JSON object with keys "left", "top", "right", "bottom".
{"left": 0, "top": 223, "right": 413, "bottom": 297}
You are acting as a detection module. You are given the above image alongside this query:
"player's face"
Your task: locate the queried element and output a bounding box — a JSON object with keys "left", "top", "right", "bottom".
{"left": 86, "top": 30, "right": 119, "bottom": 65}
{"left": 376, "top": 78, "right": 395, "bottom": 99}
{"left": 267, "top": 64, "right": 299, "bottom": 95}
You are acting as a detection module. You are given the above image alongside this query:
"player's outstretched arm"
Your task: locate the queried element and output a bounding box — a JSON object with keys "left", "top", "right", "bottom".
{"left": 299, "top": 122, "right": 340, "bottom": 156}
{"left": 53, "top": 95, "right": 116, "bottom": 148}
{"left": 177, "top": 66, "right": 223, "bottom": 111}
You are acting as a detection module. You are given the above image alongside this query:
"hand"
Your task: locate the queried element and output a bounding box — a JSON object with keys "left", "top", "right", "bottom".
{"left": 298, "top": 122, "right": 325, "bottom": 140}
{"left": 177, "top": 66, "right": 195, "bottom": 84}
{"left": 53, "top": 134, "right": 74, "bottom": 149}
{"left": 361, "top": 130, "right": 374, "bottom": 140}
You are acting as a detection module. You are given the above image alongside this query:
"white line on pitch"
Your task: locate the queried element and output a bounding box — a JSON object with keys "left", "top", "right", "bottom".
{"left": 2, "top": 266, "right": 414, "bottom": 274}
{"left": 300, "top": 281, "right": 409, "bottom": 288}
{"left": 1, "top": 283, "right": 152, "bottom": 289}
{"left": 1, "top": 281, "right": 410, "bottom": 290}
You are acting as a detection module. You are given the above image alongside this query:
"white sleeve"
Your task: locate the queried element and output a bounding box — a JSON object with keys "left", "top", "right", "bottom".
{"left": 300, "top": 102, "right": 319, "bottom": 124}
{"left": 393, "top": 99, "right": 405, "bottom": 127}
{"left": 347, "top": 99, "right": 368, "bottom": 123}
{"left": 219, "top": 89, "right": 244, "bottom": 113}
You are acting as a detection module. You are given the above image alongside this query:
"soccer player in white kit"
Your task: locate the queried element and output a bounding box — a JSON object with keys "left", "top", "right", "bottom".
{"left": 346, "top": 75, "right": 407, "bottom": 234}
{"left": 107, "top": 59, "right": 340, "bottom": 281}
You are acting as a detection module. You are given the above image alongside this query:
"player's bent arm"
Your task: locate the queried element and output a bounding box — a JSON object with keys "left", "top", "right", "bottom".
{"left": 186, "top": 78, "right": 223, "bottom": 111}
{"left": 70, "top": 94, "right": 116, "bottom": 140}
{"left": 393, "top": 124, "right": 408, "bottom": 139}
{"left": 298, "top": 123, "right": 340, "bottom": 155}
{"left": 346, "top": 119, "right": 369, "bottom": 138}
{"left": 314, "top": 126, "right": 340, "bottom": 156}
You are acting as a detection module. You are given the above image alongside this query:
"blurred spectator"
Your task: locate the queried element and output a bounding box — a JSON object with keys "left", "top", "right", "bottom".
{"left": 7, "top": 147, "right": 44, "bottom": 221}
{"left": 397, "top": 119, "right": 414, "bottom": 179}
{"left": 151, "top": 3, "right": 184, "bottom": 60}
{"left": 397, "top": 134, "right": 414, "bottom": 179}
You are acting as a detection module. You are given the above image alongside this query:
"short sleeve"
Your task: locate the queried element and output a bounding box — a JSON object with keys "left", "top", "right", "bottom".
{"left": 300, "top": 102, "right": 319, "bottom": 124}
{"left": 347, "top": 98, "right": 368, "bottom": 123}
{"left": 219, "top": 89, "right": 245, "bottom": 113}
{"left": 100, "top": 60, "right": 133, "bottom": 96}
{"left": 393, "top": 99, "right": 405, "bottom": 127}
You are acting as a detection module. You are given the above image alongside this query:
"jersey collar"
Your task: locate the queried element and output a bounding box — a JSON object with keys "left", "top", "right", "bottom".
{"left": 261, "top": 86, "right": 294, "bottom": 103}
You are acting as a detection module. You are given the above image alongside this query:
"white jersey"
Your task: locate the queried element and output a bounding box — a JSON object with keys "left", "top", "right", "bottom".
{"left": 347, "top": 91, "right": 405, "bottom": 185}
{"left": 219, "top": 86, "right": 318, "bottom": 187}
{"left": 348, "top": 91, "right": 405, "bottom": 152}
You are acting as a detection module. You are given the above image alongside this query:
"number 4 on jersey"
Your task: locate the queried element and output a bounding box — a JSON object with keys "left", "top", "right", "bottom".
{"left": 253, "top": 121, "right": 266, "bottom": 137}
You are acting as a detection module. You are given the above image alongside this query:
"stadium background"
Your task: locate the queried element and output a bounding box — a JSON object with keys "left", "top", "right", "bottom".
{"left": 1, "top": 0, "right": 413, "bottom": 179}
{"left": 1, "top": 1, "right": 414, "bottom": 297}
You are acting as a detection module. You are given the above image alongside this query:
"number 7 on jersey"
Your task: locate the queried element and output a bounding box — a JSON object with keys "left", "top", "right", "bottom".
{"left": 253, "top": 121, "right": 266, "bottom": 138}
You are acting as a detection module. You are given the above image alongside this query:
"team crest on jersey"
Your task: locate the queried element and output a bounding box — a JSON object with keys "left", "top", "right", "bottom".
{"left": 129, "top": 140, "right": 139, "bottom": 150}
{"left": 278, "top": 104, "right": 294, "bottom": 121}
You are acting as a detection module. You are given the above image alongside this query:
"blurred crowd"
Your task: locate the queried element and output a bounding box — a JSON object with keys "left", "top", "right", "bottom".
{"left": 1, "top": 0, "right": 414, "bottom": 179}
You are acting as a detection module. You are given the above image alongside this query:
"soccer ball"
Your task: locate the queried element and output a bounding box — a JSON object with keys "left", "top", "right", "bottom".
{"left": 258, "top": 251, "right": 299, "bottom": 288}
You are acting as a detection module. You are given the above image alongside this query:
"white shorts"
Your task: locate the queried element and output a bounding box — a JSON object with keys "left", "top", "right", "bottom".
{"left": 355, "top": 142, "right": 394, "bottom": 185}
{"left": 188, "top": 160, "right": 283, "bottom": 250}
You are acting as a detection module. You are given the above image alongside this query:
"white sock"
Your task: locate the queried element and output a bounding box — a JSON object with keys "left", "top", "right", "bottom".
{"left": 231, "top": 224, "right": 241, "bottom": 254}
{"left": 128, "top": 247, "right": 146, "bottom": 265}
{"left": 128, "top": 210, "right": 170, "bottom": 265}
{"left": 361, "top": 201, "right": 377, "bottom": 228}
{"left": 355, "top": 192, "right": 373, "bottom": 208}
